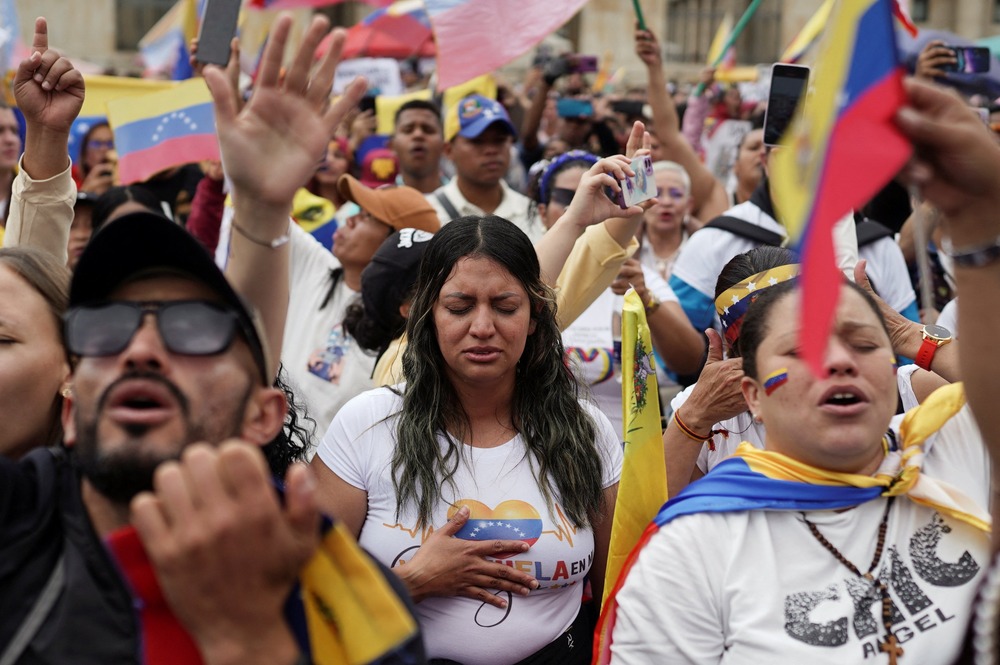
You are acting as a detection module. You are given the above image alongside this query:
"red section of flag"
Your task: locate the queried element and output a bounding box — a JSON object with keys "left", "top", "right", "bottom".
{"left": 118, "top": 134, "right": 220, "bottom": 185}
{"left": 798, "top": 71, "right": 911, "bottom": 374}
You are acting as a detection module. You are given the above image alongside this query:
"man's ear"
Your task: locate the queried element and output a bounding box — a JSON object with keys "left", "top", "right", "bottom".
{"left": 741, "top": 375, "right": 762, "bottom": 419}
{"left": 240, "top": 387, "right": 288, "bottom": 447}
{"left": 443, "top": 140, "right": 453, "bottom": 159}
{"left": 398, "top": 300, "right": 412, "bottom": 319}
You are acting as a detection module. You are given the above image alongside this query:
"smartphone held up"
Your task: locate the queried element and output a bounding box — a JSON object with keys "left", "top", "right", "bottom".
{"left": 762, "top": 63, "right": 810, "bottom": 146}
{"left": 605, "top": 155, "right": 655, "bottom": 210}
{"left": 195, "top": 0, "right": 241, "bottom": 66}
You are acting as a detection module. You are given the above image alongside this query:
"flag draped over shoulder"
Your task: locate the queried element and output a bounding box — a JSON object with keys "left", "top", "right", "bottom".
{"left": 107, "top": 78, "right": 219, "bottom": 185}
{"left": 599, "top": 289, "right": 666, "bottom": 604}
{"left": 768, "top": 0, "right": 912, "bottom": 376}
{"left": 424, "top": 0, "right": 588, "bottom": 90}
{"left": 594, "top": 382, "right": 987, "bottom": 664}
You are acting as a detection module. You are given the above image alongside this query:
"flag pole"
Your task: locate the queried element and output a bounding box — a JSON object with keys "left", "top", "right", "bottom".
{"left": 693, "top": 0, "right": 764, "bottom": 96}
{"left": 631, "top": 0, "right": 647, "bottom": 30}
{"left": 908, "top": 185, "right": 939, "bottom": 317}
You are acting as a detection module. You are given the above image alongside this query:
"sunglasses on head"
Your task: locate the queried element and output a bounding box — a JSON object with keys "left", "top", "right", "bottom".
{"left": 65, "top": 300, "right": 255, "bottom": 363}
{"left": 548, "top": 187, "right": 576, "bottom": 207}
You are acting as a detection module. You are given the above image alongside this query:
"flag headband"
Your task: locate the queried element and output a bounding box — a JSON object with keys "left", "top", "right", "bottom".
{"left": 715, "top": 264, "right": 800, "bottom": 347}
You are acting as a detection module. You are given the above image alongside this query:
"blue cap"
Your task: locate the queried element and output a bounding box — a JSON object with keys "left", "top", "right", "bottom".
{"left": 445, "top": 94, "right": 516, "bottom": 142}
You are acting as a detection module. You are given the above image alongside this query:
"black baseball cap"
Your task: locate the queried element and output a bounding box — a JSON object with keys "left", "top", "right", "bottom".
{"left": 361, "top": 228, "right": 435, "bottom": 330}
{"left": 70, "top": 212, "right": 272, "bottom": 384}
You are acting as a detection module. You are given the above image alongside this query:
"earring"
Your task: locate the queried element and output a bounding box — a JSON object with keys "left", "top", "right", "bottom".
{"left": 60, "top": 384, "right": 72, "bottom": 399}
{"left": 751, "top": 412, "right": 762, "bottom": 424}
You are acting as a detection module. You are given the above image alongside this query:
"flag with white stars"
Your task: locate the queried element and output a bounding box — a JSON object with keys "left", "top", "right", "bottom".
{"left": 715, "top": 264, "right": 801, "bottom": 348}
{"left": 107, "top": 78, "right": 219, "bottom": 185}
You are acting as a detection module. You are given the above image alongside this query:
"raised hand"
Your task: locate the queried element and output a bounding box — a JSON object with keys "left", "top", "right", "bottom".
{"left": 203, "top": 13, "right": 366, "bottom": 219}
{"left": 394, "top": 505, "right": 539, "bottom": 609}
{"left": 12, "top": 18, "right": 84, "bottom": 135}
{"left": 635, "top": 28, "right": 663, "bottom": 69}
{"left": 132, "top": 443, "right": 317, "bottom": 665}
{"left": 683, "top": 328, "right": 746, "bottom": 428}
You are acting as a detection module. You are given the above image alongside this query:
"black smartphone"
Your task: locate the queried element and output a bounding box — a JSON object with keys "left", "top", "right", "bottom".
{"left": 195, "top": 0, "right": 241, "bottom": 66}
{"left": 358, "top": 95, "right": 377, "bottom": 114}
{"left": 943, "top": 46, "right": 991, "bottom": 74}
{"left": 762, "top": 63, "right": 810, "bottom": 146}
{"left": 571, "top": 55, "right": 599, "bottom": 74}
{"left": 612, "top": 99, "right": 646, "bottom": 117}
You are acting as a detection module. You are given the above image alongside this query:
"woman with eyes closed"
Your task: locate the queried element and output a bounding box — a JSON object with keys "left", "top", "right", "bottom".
{"left": 310, "top": 215, "right": 623, "bottom": 665}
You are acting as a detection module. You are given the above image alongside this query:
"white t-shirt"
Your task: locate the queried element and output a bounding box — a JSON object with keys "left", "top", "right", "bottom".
{"left": 563, "top": 267, "right": 678, "bottom": 438}
{"left": 609, "top": 403, "right": 990, "bottom": 664}
{"left": 427, "top": 178, "right": 544, "bottom": 244}
{"left": 281, "top": 225, "right": 375, "bottom": 444}
{"left": 317, "top": 387, "right": 623, "bottom": 664}
{"left": 671, "top": 364, "right": 922, "bottom": 476}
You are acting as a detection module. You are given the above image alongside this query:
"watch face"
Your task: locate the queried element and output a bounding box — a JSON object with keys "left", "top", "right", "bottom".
{"left": 925, "top": 324, "right": 952, "bottom": 341}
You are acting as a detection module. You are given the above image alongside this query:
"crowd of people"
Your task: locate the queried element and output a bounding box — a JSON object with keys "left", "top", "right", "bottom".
{"left": 2, "top": 10, "right": 1000, "bottom": 665}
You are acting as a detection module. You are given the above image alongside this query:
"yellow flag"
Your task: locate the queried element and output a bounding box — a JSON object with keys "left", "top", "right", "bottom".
{"left": 602, "top": 288, "right": 667, "bottom": 605}
{"left": 442, "top": 74, "right": 497, "bottom": 114}
{"left": 706, "top": 12, "right": 735, "bottom": 68}
{"left": 376, "top": 88, "right": 434, "bottom": 135}
{"left": 78, "top": 75, "right": 177, "bottom": 119}
{"left": 780, "top": 0, "right": 836, "bottom": 63}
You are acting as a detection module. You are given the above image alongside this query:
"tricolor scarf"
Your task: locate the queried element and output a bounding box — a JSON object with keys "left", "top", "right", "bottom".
{"left": 594, "top": 382, "right": 989, "bottom": 663}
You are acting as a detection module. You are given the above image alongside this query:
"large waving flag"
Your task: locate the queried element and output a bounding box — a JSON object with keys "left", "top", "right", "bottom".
{"left": 138, "top": 0, "right": 201, "bottom": 80}
{"left": 706, "top": 12, "right": 736, "bottom": 71}
{"left": 424, "top": 0, "right": 588, "bottom": 90}
{"left": 601, "top": 289, "right": 667, "bottom": 604}
{"left": 107, "top": 78, "right": 219, "bottom": 184}
{"left": 768, "top": 0, "right": 912, "bottom": 376}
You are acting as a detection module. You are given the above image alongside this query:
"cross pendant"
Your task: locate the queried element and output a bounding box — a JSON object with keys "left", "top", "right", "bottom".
{"left": 880, "top": 635, "right": 904, "bottom": 665}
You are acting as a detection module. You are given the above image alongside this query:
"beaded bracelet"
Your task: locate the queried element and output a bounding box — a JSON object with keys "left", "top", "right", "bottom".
{"left": 232, "top": 219, "right": 290, "bottom": 249}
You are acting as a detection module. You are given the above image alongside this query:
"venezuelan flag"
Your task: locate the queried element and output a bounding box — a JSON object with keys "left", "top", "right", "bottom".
{"left": 107, "top": 78, "right": 219, "bottom": 185}
{"left": 769, "top": 0, "right": 911, "bottom": 376}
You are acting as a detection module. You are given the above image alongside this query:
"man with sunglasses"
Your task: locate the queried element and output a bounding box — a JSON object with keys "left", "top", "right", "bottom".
{"left": 3, "top": 14, "right": 425, "bottom": 665}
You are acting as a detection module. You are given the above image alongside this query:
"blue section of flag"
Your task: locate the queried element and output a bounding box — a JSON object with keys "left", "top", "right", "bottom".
{"left": 456, "top": 518, "right": 543, "bottom": 542}
{"left": 842, "top": 3, "right": 896, "bottom": 108}
{"left": 652, "top": 457, "right": 882, "bottom": 528}
{"left": 113, "top": 102, "right": 215, "bottom": 154}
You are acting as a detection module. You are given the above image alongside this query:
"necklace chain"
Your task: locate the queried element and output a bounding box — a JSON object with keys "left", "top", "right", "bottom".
{"left": 801, "top": 497, "right": 902, "bottom": 664}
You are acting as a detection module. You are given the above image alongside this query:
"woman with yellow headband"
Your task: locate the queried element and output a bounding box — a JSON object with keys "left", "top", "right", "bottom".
{"left": 597, "top": 79, "right": 1000, "bottom": 665}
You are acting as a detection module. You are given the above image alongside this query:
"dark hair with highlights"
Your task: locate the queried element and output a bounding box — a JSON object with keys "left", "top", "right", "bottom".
{"left": 395, "top": 215, "right": 606, "bottom": 530}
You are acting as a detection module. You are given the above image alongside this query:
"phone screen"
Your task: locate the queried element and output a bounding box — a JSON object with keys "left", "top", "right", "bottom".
{"left": 195, "top": 0, "right": 242, "bottom": 66}
{"left": 557, "top": 98, "right": 594, "bottom": 119}
{"left": 573, "top": 56, "right": 599, "bottom": 74}
{"left": 945, "top": 46, "right": 991, "bottom": 74}
{"left": 763, "top": 64, "right": 810, "bottom": 146}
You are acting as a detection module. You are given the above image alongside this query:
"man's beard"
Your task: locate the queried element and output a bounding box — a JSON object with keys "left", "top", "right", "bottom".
{"left": 73, "top": 370, "right": 250, "bottom": 505}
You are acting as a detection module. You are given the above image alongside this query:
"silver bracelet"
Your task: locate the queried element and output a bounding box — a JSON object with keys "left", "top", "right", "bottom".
{"left": 940, "top": 234, "right": 1000, "bottom": 268}
{"left": 231, "top": 219, "right": 290, "bottom": 249}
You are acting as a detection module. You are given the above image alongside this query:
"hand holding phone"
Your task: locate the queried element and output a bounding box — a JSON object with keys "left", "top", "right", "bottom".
{"left": 605, "top": 155, "right": 655, "bottom": 209}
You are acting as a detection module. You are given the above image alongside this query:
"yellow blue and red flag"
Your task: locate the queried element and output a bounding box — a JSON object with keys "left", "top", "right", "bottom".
{"left": 107, "top": 78, "right": 219, "bottom": 185}
{"left": 424, "top": 0, "right": 588, "bottom": 90}
{"left": 769, "top": 0, "right": 912, "bottom": 376}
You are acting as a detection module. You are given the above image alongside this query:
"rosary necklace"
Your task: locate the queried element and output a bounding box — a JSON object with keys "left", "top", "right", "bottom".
{"left": 801, "top": 497, "right": 900, "bottom": 664}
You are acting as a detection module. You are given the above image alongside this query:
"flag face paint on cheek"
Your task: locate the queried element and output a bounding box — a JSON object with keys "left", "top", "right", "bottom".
{"left": 764, "top": 368, "right": 789, "bottom": 395}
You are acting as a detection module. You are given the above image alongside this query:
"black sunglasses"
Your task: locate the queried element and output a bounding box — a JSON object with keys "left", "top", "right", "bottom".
{"left": 548, "top": 187, "right": 576, "bottom": 207}
{"left": 65, "top": 300, "right": 260, "bottom": 373}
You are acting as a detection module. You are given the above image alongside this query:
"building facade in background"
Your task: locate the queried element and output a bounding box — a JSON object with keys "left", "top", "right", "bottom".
{"left": 11, "top": 0, "right": 1000, "bottom": 80}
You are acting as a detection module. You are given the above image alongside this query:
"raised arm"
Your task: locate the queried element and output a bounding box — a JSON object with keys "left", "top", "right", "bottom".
{"left": 205, "top": 15, "right": 365, "bottom": 380}
{"left": 896, "top": 77, "right": 1000, "bottom": 518}
{"left": 6, "top": 17, "right": 84, "bottom": 261}
{"left": 635, "top": 27, "right": 730, "bottom": 222}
